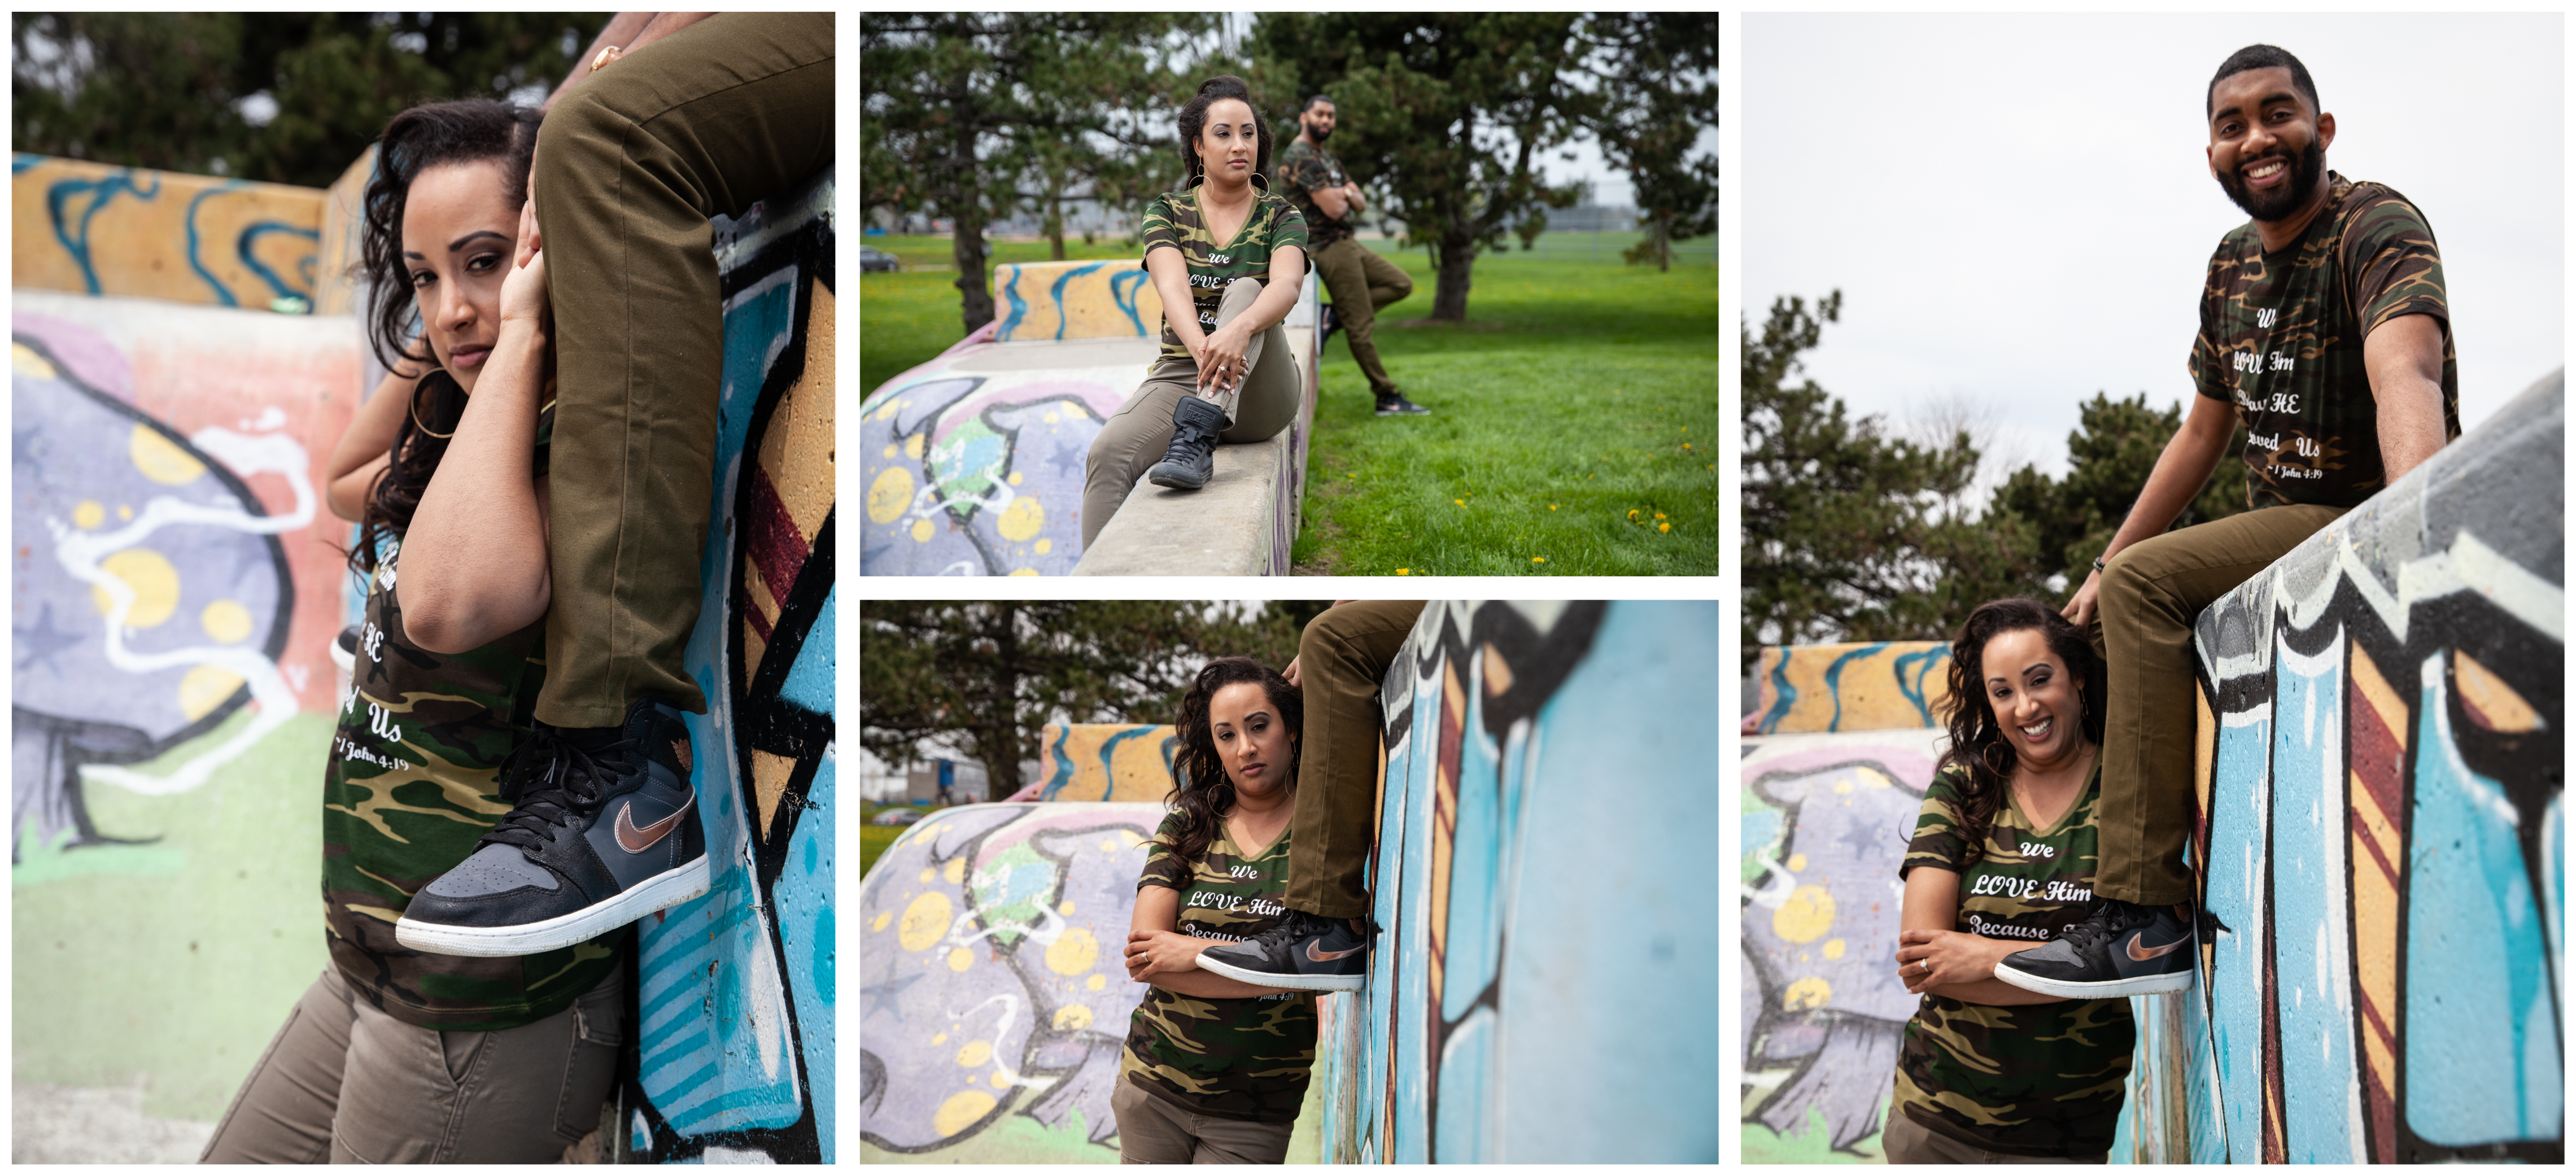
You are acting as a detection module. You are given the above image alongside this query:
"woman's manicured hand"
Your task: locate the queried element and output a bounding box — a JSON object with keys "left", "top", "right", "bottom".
{"left": 499, "top": 199, "right": 549, "bottom": 331}
{"left": 1195, "top": 322, "right": 1252, "bottom": 397}
{"left": 1125, "top": 929, "right": 1208, "bottom": 981}
{"left": 1894, "top": 928, "right": 2020, "bottom": 995}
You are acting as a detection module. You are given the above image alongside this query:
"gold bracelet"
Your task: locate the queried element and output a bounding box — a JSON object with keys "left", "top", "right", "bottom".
{"left": 592, "top": 45, "right": 622, "bottom": 72}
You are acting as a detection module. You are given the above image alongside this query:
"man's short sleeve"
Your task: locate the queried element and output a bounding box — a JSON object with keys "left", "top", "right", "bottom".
{"left": 2342, "top": 190, "right": 2449, "bottom": 338}
{"left": 1284, "top": 147, "right": 1330, "bottom": 196}
{"left": 1140, "top": 194, "right": 1183, "bottom": 261}
{"left": 1138, "top": 811, "right": 1190, "bottom": 892}
{"left": 2189, "top": 242, "right": 2241, "bottom": 404}
{"left": 1899, "top": 769, "right": 1972, "bottom": 880}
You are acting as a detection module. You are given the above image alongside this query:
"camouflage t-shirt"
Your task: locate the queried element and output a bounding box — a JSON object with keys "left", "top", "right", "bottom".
{"left": 322, "top": 399, "right": 621, "bottom": 1031}
{"left": 1892, "top": 763, "right": 2134, "bottom": 1157}
{"left": 1139, "top": 176, "right": 1310, "bottom": 362}
{"left": 2190, "top": 173, "right": 2461, "bottom": 509}
{"left": 1270, "top": 138, "right": 1354, "bottom": 254}
{"left": 1119, "top": 810, "right": 1316, "bottom": 1123}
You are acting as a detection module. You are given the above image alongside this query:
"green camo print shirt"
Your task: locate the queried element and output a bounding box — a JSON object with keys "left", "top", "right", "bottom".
{"left": 321, "top": 399, "right": 623, "bottom": 1031}
{"left": 1270, "top": 138, "right": 1354, "bottom": 254}
{"left": 1139, "top": 176, "right": 1309, "bottom": 362}
{"left": 1119, "top": 810, "right": 1317, "bottom": 1123}
{"left": 1894, "top": 763, "right": 2134, "bottom": 1157}
{"left": 2191, "top": 173, "right": 2460, "bottom": 509}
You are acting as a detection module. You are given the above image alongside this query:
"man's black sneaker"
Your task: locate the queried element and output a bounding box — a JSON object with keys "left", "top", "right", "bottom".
{"left": 396, "top": 698, "right": 709, "bottom": 958}
{"left": 1198, "top": 909, "right": 1370, "bottom": 992}
{"left": 1374, "top": 390, "right": 1431, "bottom": 416}
{"left": 1146, "top": 395, "right": 1227, "bottom": 490}
{"left": 1992, "top": 898, "right": 2196, "bottom": 998}
{"left": 1319, "top": 303, "right": 1342, "bottom": 349}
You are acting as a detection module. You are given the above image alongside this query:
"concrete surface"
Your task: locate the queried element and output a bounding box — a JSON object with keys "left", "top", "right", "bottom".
{"left": 1071, "top": 427, "right": 1296, "bottom": 576}
{"left": 13, "top": 1081, "right": 215, "bottom": 1163}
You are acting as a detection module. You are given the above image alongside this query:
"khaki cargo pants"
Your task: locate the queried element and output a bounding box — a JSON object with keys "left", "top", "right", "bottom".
{"left": 532, "top": 12, "right": 834, "bottom": 726}
{"left": 2089, "top": 502, "right": 2344, "bottom": 904}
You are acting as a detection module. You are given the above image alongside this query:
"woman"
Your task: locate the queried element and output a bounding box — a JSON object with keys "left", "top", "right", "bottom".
{"left": 1082, "top": 76, "right": 1309, "bottom": 549}
{"left": 199, "top": 99, "right": 622, "bottom": 1163}
{"left": 1116, "top": 657, "right": 1313, "bottom": 1163}
{"left": 1886, "top": 598, "right": 2132, "bottom": 1164}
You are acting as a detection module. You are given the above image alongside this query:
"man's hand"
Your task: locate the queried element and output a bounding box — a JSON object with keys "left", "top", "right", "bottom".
{"left": 2063, "top": 567, "right": 2103, "bottom": 629}
{"left": 1344, "top": 185, "right": 1365, "bottom": 215}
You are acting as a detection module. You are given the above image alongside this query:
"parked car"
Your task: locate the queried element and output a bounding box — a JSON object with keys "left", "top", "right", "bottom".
{"left": 859, "top": 244, "right": 900, "bottom": 273}
{"left": 870, "top": 808, "right": 922, "bottom": 826}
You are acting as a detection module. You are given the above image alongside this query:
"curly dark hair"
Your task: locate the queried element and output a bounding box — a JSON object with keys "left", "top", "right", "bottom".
{"left": 1176, "top": 75, "right": 1272, "bottom": 186}
{"left": 347, "top": 98, "right": 542, "bottom": 574}
{"left": 1163, "top": 655, "right": 1303, "bottom": 865}
{"left": 1935, "top": 597, "right": 2107, "bottom": 865}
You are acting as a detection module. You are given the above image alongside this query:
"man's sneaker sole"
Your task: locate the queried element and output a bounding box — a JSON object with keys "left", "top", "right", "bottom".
{"left": 395, "top": 855, "right": 710, "bottom": 958}
{"left": 1197, "top": 954, "right": 1364, "bottom": 992}
{"left": 1991, "top": 958, "right": 2193, "bottom": 999}
{"left": 1146, "top": 465, "right": 1210, "bottom": 490}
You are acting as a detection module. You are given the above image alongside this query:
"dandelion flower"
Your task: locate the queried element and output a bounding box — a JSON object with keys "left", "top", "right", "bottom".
{"left": 1658, "top": 522, "right": 1670, "bottom": 534}
{"left": 1549, "top": 504, "right": 1559, "bottom": 511}
{"left": 1454, "top": 499, "right": 1465, "bottom": 506}
{"left": 1656, "top": 513, "right": 1666, "bottom": 520}
{"left": 1397, "top": 568, "right": 1410, "bottom": 575}
{"left": 1532, "top": 557, "right": 1545, "bottom": 563}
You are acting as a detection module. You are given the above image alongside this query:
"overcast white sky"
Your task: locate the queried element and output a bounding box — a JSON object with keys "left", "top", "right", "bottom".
{"left": 1743, "top": 14, "right": 2564, "bottom": 479}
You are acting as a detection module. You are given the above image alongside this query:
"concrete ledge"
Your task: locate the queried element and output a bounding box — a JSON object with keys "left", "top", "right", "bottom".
{"left": 1071, "top": 426, "right": 1295, "bottom": 576}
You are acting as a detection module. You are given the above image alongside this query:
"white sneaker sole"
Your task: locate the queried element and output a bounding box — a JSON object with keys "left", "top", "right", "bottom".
{"left": 1992, "top": 958, "right": 2194, "bottom": 999}
{"left": 1198, "top": 953, "right": 1365, "bottom": 992}
{"left": 394, "top": 855, "right": 711, "bottom": 958}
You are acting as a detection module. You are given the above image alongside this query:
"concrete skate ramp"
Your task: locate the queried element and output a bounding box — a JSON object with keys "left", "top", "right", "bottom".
{"left": 859, "top": 259, "right": 1318, "bottom": 577}
{"left": 1313, "top": 600, "right": 1726, "bottom": 1162}
{"left": 1004, "top": 723, "right": 1179, "bottom": 803}
{"left": 2116, "top": 370, "right": 2564, "bottom": 1164}
{"left": 857, "top": 801, "right": 1166, "bottom": 1163}
{"left": 1738, "top": 643, "right": 1949, "bottom": 1163}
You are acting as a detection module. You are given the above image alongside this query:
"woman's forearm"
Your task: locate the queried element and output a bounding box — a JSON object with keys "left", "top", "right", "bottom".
{"left": 399, "top": 321, "right": 552, "bottom": 652}
{"left": 326, "top": 370, "right": 421, "bottom": 521}
{"left": 1145, "top": 248, "right": 1204, "bottom": 351}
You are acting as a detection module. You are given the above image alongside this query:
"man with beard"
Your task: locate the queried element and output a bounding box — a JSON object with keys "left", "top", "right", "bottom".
{"left": 1272, "top": 95, "right": 1428, "bottom": 415}
{"left": 1990, "top": 43, "right": 2456, "bottom": 1001}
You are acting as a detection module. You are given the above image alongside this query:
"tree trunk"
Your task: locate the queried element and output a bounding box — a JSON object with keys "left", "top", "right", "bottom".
{"left": 1652, "top": 214, "right": 1672, "bottom": 273}
{"left": 1428, "top": 230, "right": 1477, "bottom": 321}
{"left": 1047, "top": 191, "right": 1066, "bottom": 261}
{"left": 953, "top": 207, "right": 993, "bottom": 337}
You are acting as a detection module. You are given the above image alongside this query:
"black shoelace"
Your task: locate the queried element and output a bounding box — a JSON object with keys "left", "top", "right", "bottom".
{"left": 481, "top": 727, "right": 635, "bottom": 852}
{"left": 2057, "top": 901, "right": 2144, "bottom": 954}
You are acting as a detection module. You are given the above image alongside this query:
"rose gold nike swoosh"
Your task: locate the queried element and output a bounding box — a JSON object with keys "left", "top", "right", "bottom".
{"left": 615, "top": 794, "right": 694, "bottom": 854}
{"left": 1306, "top": 938, "right": 1365, "bottom": 963}
{"left": 2126, "top": 930, "right": 2188, "bottom": 961}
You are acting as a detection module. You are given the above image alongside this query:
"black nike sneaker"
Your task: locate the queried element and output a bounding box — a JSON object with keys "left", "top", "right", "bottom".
{"left": 1373, "top": 390, "right": 1431, "bottom": 416}
{"left": 1319, "top": 303, "right": 1342, "bottom": 349}
{"left": 1146, "top": 395, "right": 1227, "bottom": 490}
{"left": 1198, "top": 909, "right": 1372, "bottom": 992}
{"left": 1992, "top": 898, "right": 2197, "bottom": 998}
{"left": 396, "top": 698, "right": 709, "bottom": 958}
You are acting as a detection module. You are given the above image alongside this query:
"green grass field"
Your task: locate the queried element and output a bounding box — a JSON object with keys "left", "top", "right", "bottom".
{"left": 858, "top": 234, "right": 1717, "bottom": 575}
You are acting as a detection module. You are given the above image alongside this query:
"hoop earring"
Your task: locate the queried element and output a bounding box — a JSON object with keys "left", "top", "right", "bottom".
{"left": 410, "top": 384, "right": 457, "bottom": 440}
{"left": 1980, "top": 741, "right": 2014, "bottom": 777}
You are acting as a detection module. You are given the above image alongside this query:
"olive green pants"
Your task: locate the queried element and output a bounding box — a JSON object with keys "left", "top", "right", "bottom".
{"left": 1281, "top": 600, "right": 1425, "bottom": 920}
{"left": 1080, "top": 278, "right": 1302, "bottom": 549}
{"left": 1111, "top": 1078, "right": 1294, "bottom": 1164}
{"left": 1310, "top": 237, "right": 1412, "bottom": 396}
{"left": 2089, "top": 502, "right": 2344, "bottom": 905}
{"left": 199, "top": 964, "right": 623, "bottom": 1163}
{"left": 532, "top": 12, "right": 834, "bottom": 727}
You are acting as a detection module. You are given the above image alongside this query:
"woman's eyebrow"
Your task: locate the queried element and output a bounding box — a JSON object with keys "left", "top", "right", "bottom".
{"left": 447, "top": 229, "right": 510, "bottom": 252}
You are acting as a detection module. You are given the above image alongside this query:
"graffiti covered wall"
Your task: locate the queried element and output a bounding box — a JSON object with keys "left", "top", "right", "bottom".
{"left": 1314, "top": 600, "right": 1725, "bottom": 1162}
{"left": 12, "top": 287, "right": 359, "bottom": 1124}
{"left": 858, "top": 801, "right": 1165, "bottom": 1163}
{"left": 619, "top": 167, "right": 839, "bottom": 1164}
{"left": 2116, "top": 371, "right": 2564, "bottom": 1165}
{"left": 1002, "top": 723, "right": 1178, "bottom": 803}
{"left": 14, "top": 155, "right": 325, "bottom": 311}
{"left": 1737, "top": 646, "right": 1949, "bottom": 1162}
